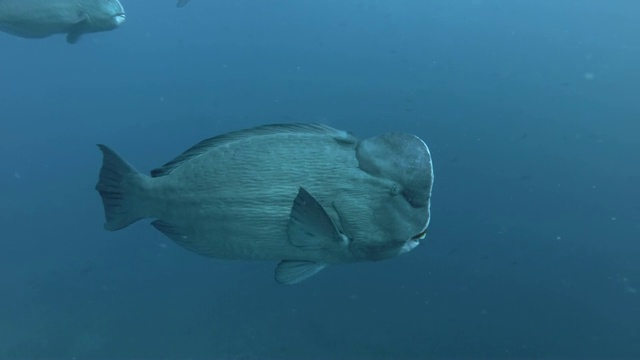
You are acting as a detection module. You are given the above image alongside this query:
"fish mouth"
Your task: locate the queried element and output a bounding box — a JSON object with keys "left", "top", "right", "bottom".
{"left": 113, "top": 13, "right": 126, "bottom": 25}
{"left": 411, "top": 229, "right": 427, "bottom": 241}
{"left": 399, "top": 229, "right": 427, "bottom": 255}
{"left": 400, "top": 238, "right": 420, "bottom": 255}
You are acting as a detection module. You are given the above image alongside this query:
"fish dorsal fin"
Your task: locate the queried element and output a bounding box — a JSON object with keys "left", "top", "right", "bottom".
{"left": 151, "top": 123, "right": 356, "bottom": 177}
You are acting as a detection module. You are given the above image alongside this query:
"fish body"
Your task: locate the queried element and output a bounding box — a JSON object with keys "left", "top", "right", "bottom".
{"left": 96, "top": 123, "right": 434, "bottom": 284}
{"left": 0, "top": 0, "right": 125, "bottom": 43}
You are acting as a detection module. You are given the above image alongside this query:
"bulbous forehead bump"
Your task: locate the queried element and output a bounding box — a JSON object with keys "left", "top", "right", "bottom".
{"left": 356, "top": 132, "right": 433, "bottom": 208}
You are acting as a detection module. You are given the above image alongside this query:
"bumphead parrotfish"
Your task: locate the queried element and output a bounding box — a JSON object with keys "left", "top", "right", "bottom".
{"left": 95, "top": 123, "right": 434, "bottom": 284}
{"left": 0, "top": 0, "right": 125, "bottom": 44}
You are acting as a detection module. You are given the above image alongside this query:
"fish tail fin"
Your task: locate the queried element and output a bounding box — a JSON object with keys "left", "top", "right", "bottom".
{"left": 95, "top": 144, "right": 150, "bottom": 231}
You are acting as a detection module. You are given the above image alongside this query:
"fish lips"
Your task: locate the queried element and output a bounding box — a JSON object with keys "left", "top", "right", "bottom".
{"left": 400, "top": 238, "right": 421, "bottom": 255}
{"left": 113, "top": 13, "right": 126, "bottom": 25}
{"left": 349, "top": 236, "right": 423, "bottom": 262}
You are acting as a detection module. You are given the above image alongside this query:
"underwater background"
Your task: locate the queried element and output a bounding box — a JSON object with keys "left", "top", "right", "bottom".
{"left": 1, "top": 0, "right": 639, "bottom": 358}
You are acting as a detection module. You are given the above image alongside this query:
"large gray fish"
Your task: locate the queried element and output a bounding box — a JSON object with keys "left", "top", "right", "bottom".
{"left": 0, "top": 0, "right": 125, "bottom": 44}
{"left": 95, "top": 123, "right": 434, "bottom": 284}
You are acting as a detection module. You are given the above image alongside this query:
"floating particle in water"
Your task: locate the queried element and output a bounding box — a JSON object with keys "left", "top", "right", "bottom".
{"left": 621, "top": 277, "right": 637, "bottom": 294}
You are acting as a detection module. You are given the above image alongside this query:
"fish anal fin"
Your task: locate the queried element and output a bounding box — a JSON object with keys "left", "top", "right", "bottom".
{"left": 151, "top": 220, "right": 217, "bottom": 257}
{"left": 151, "top": 220, "right": 187, "bottom": 241}
{"left": 275, "top": 260, "right": 326, "bottom": 285}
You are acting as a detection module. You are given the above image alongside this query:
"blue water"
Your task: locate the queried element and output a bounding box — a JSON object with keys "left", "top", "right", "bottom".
{"left": 1, "top": 0, "right": 639, "bottom": 358}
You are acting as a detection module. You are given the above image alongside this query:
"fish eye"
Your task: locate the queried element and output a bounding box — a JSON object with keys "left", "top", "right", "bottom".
{"left": 411, "top": 230, "right": 427, "bottom": 240}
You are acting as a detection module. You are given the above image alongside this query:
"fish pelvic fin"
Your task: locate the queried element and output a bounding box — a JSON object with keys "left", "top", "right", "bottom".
{"left": 66, "top": 14, "right": 89, "bottom": 44}
{"left": 95, "top": 144, "right": 149, "bottom": 231}
{"left": 275, "top": 260, "right": 327, "bottom": 285}
{"left": 66, "top": 31, "right": 82, "bottom": 44}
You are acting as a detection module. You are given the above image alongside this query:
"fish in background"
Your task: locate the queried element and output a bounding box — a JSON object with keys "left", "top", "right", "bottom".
{"left": 0, "top": 0, "right": 125, "bottom": 44}
{"left": 95, "top": 123, "right": 435, "bottom": 284}
{"left": 176, "top": 0, "right": 189, "bottom": 8}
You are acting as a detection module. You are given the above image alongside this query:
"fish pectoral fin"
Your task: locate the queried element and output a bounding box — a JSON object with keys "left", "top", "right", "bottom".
{"left": 287, "top": 187, "right": 345, "bottom": 250}
{"left": 275, "top": 260, "right": 327, "bottom": 285}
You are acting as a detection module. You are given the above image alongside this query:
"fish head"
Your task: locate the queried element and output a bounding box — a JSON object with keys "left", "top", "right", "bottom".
{"left": 78, "top": 0, "right": 126, "bottom": 31}
{"left": 346, "top": 132, "right": 434, "bottom": 261}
